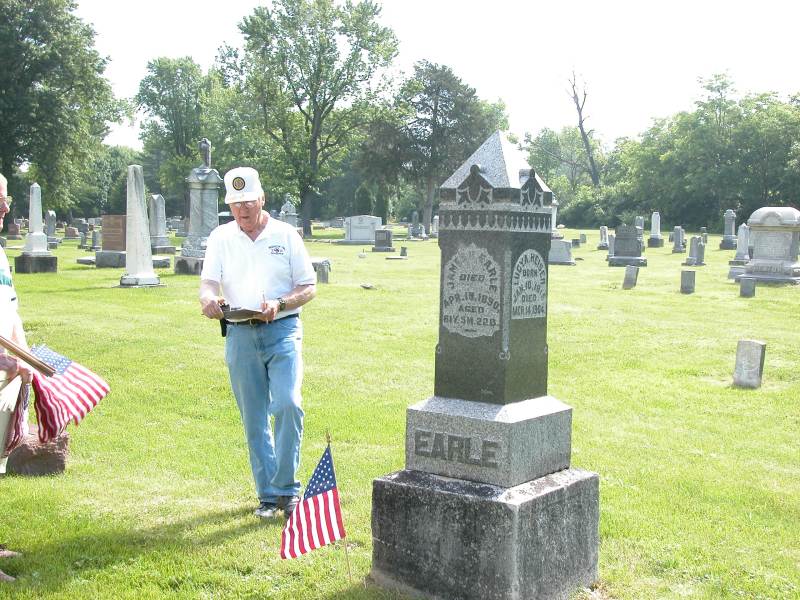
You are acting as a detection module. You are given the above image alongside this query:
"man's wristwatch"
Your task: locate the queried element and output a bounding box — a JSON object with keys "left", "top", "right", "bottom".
{"left": 277, "top": 297, "right": 287, "bottom": 312}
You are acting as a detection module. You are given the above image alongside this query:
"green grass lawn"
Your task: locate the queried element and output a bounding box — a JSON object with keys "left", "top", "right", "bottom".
{"left": 0, "top": 230, "right": 798, "bottom": 599}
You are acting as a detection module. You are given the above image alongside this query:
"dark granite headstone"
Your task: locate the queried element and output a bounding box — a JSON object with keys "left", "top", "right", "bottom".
{"left": 609, "top": 225, "right": 647, "bottom": 267}
{"left": 681, "top": 270, "right": 696, "bottom": 294}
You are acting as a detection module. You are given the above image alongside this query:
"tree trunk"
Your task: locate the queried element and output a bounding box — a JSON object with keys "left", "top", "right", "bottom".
{"left": 570, "top": 73, "right": 601, "bottom": 187}
{"left": 423, "top": 177, "right": 436, "bottom": 234}
{"left": 301, "top": 188, "right": 313, "bottom": 237}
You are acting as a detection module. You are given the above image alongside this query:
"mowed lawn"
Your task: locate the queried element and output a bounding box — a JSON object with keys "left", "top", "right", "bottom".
{"left": 0, "top": 229, "right": 798, "bottom": 599}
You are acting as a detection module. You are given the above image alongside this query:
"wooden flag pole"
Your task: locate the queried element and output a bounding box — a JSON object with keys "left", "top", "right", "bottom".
{"left": 327, "top": 430, "right": 354, "bottom": 586}
{"left": 0, "top": 335, "right": 55, "bottom": 377}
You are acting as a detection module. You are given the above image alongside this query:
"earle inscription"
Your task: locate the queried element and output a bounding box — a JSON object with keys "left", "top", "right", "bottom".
{"left": 414, "top": 429, "right": 500, "bottom": 468}
{"left": 442, "top": 243, "right": 501, "bottom": 338}
{"left": 511, "top": 249, "right": 547, "bottom": 319}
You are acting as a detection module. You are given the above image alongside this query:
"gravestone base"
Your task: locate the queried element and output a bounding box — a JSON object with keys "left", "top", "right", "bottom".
{"left": 608, "top": 256, "right": 647, "bottom": 267}
{"left": 371, "top": 468, "right": 599, "bottom": 600}
{"left": 174, "top": 255, "right": 204, "bottom": 275}
{"left": 151, "top": 245, "right": 176, "bottom": 255}
{"left": 386, "top": 256, "right": 408, "bottom": 260}
{"left": 6, "top": 431, "right": 69, "bottom": 476}
{"left": 719, "top": 238, "right": 737, "bottom": 250}
{"left": 119, "top": 274, "right": 161, "bottom": 287}
{"left": 95, "top": 251, "right": 126, "bottom": 268}
{"left": 682, "top": 258, "right": 705, "bottom": 267}
{"left": 334, "top": 239, "right": 373, "bottom": 245}
{"left": 14, "top": 254, "right": 57, "bottom": 273}
{"left": 47, "top": 241, "right": 58, "bottom": 250}
{"left": 371, "top": 247, "right": 396, "bottom": 252}
{"left": 735, "top": 273, "right": 800, "bottom": 285}
{"left": 76, "top": 257, "right": 96, "bottom": 266}
{"left": 727, "top": 265, "right": 746, "bottom": 280}
{"left": 6, "top": 234, "right": 22, "bottom": 240}
{"left": 647, "top": 237, "right": 664, "bottom": 248}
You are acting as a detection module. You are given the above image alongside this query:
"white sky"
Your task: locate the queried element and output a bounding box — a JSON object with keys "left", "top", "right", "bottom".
{"left": 75, "top": 0, "right": 800, "bottom": 151}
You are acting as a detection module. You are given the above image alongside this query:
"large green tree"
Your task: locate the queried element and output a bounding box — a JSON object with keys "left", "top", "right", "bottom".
{"left": 239, "top": 0, "right": 398, "bottom": 235}
{"left": 0, "top": 0, "right": 120, "bottom": 213}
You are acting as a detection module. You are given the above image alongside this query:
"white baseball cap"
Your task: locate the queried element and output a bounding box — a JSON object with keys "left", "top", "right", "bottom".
{"left": 224, "top": 167, "right": 264, "bottom": 204}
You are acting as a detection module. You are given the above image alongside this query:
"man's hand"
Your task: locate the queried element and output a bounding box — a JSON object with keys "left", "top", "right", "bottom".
{"left": 0, "top": 354, "right": 33, "bottom": 384}
{"left": 260, "top": 299, "right": 281, "bottom": 322}
{"left": 200, "top": 295, "right": 225, "bottom": 320}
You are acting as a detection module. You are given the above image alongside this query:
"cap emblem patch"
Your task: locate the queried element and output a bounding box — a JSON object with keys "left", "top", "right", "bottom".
{"left": 232, "top": 176, "right": 246, "bottom": 191}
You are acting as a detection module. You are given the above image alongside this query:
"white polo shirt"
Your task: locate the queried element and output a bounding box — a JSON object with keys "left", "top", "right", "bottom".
{"left": 201, "top": 215, "right": 316, "bottom": 317}
{"left": 0, "top": 246, "right": 17, "bottom": 316}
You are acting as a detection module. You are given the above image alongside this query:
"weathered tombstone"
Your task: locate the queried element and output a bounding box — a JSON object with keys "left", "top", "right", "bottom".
{"left": 175, "top": 140, "right": 222, "bottom": 275}
{"left": 647, "top": 211, "right": 664, "bottom": 247}
{"left": 372, "top": 228, "right": 395, "bottom": 252}
{"left": 728, "top": 223, "right": 751, "bottom": 279}
{"left": 78, "top": 231, "right": 87, "bottom": 249}
{"left": 371, "top": 131, "right": 599, "bottom": 600}
{"left": 635, "top": 225, "right": 645, "bottom": 252}
{"left": 579, "top": 233, "right": 587, "bottom": 244}
{"left": 315, "top": 262, "right": 330, "bottom": 283}
{"left": 597, "top": 226, "right": 609, "bottom": 250}
{"left": 430, "top": 215, "right": 439, "bottom": 238}
{"left": 6, "top": 222, "right": 21, "bottom": 240}
{"left": 682, "top": 236, "right": 706, "bottom": 266}
{"left": 64, "top": 226, "right": 79, "bottom": 239}
{"left": 90, "top": 230, "right": 102, "bottom": 251}
{"left": 95, "top": 215, "right": 127, "bottom": 268}
{"left": 15, "top": 183, "right": 57, "bottom": 273}
{"left": 739, "top": 278, "right": 756, "bottom": 297}
{"left": 606, "top": 233, "right": 615, "bottom": 260}
{"left": 719, "top": 209, "right": 737, "bottom": 249}
{"left": 175, "top": 217, "right": 187, "bottom": 238}
{"left": 622, "top": 265, "right": 639, "bottom": 289}
{"left": 672, "top": 226, "right": 685, "bottom": 253}
{"left": 148, "top": 194, "right": 175, "bottom": 254}
{"left": 608, "top": 225, "right": 647, "bottom": 267}
{"left": 571, "top": 238, "right": 580, "bottom": 247}
{"left": 343, "top": 215, "right": 381, "bottom": 243}
{"left": 700, "top": 226, "right": 708, "bottom": 245}
{"left": 399, "top": 246, "right": 408, "bottom": 257}
{"left": 733, "top": 340, "right": 766, "bottom": 388}
{"left": 549, "top": 239, "right": 576, "bottom": 265}
{"left": 408, "top": 210, "right": 425, "bottom": 238}
{"left": 736, "top": 207, "right": 800, "bottom": 284}
{"left": 550, "top": 196, "right": 562, "bottom": 239}
{"left": 680, "top": 270, "right": 696, "bottom": 294}
{"left": 668, "top": 231, "right": 674, "bottom": 243}
{"left": 279, "top": 196, "right": 298, "bottom": 227}
{"left": 120, "top": 165, "right": 160, "bottom": 286}
{"left": 45, "top": 210, "right": 57, "bottom": 242}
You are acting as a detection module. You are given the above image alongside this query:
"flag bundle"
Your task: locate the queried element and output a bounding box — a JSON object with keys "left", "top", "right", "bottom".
{"left": 30, "top": 345, "right": 110, "bottom": 442}
{"left": 2, "top": 383, "right": 29, "bottom": 456}
{"left": 281, "top": 445, "right": 346, "bottom": 559}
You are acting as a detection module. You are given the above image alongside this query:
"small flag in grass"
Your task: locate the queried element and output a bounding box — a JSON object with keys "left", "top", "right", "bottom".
{"left": 30, "top": 345, "right": 110, "bottom": 442}
{"left": 281, "top": 444, "right": 346, "bottom": 559}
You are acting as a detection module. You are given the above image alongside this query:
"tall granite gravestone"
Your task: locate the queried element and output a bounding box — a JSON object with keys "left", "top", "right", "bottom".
{"left": 120, "top": 166, "right": 160, "bottom": 287}
{"left": 372, "top": 228, "right": 395, "bottom": 252}
{"left": 682, "top": 236, "right": 706, "bottom": 266}
{"left": 608, "top": 225, "right": 647, "bottom": 267}
{"left": 16, "top": 183, "right": 57, "bottom": 273}
{"left": 672, "top": 226, "right": 685, "bottom": 253}
{"left": 371, "top": 132, "right": 599, "bottom": 600}
{"left": 148, "top": 194, "right": 175, "bottom": 254}
{"left": 720, "top": 209, "right": 737, "bottom": 249}
{"left": 728, "top": 223, "right": 750, "bottom": 279}
{"left": 597, "top": 225, "right": 609, "bottom": 250}
{"left": 175, "top": 140, "right": 222, "bottom": 274}
{"left": 648, "top": 211, "right": 664, "bottom": 247}
{"left": 736, "top": 206, "right": 800, "bottom": 284}
{"left": 342, "top": 215, "right": 381, "bottom": 243}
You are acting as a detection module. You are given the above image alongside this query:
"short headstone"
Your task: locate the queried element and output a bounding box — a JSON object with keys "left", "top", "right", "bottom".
{"left": 608, "top": 224, "right": 647, "bottom": 267}
{"left": 733, "top": 340, "right": 766, "bottom": 388}
{"left": 606, "top": 234, "right": 615, "bottom": 259}
{"left": 579, "top": 233, "right": 587, "bottom": 244}
{"left": 671, "top": 226, "right": 685, "bottom": 253}
{"left": 680, "top": 270, "right": 695, "bottom": 294}
{"left": 622, "top": 265, "right": 639, "bottom": 289}
{"left": 549, "top": 239, "right": 576, "bottom": 265}
{"left": 571, "top": 238, "right": 580, "bottom": 247}
{"left": 6, "top": 222, "right": 22, "bottom": 240}
{"left": 372, "top": 228, "right": 395, "bottom": 252}
{"left": 739, "top": 278, "right": 756, "bottom": 297}
{"left": 316, "top": 262, "right": 330, "bottom": 283}
{"left": 64, "top": 226, "right": 79, "bottom": 239}
{"left": 399, "top": 246, "right": 408, "bottom": 257}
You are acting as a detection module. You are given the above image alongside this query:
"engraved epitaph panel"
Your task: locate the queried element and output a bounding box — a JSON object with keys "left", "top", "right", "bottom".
{"left": 441, "top": 244, "right": 501, "bottom": 338}
{"left": 511, "top": 249, "right": 547, "bottom": 320}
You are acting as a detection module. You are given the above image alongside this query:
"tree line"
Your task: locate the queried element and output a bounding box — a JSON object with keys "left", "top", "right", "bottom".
{"left": 2, "top": 0, "right": 799, "bottom": 234}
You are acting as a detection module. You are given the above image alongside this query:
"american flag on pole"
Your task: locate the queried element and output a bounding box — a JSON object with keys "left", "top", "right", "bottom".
{"left": 29, "top": 345, "right": 110, "bottom": 443}
{"left": 280, "top": 445, "right": 346, "bottom": 559}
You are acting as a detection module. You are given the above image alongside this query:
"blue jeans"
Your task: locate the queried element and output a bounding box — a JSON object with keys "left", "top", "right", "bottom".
{"left": 225, "top": 317, "right": 304, "bottom": 503}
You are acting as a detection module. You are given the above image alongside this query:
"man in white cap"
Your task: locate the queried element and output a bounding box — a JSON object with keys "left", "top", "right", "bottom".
{"left": 0, "top": 172, "right": 32, "bottom": 582}
{"left": 199, "top": 167, "right": 316, "bottom": 519}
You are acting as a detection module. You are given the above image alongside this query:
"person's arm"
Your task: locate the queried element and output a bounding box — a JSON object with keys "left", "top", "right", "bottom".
{"left": 199, "top": 279, "right": 225, "bottom": 320}
{"left": 260, "top": 284, "right": 316, "bottom": 321}
{"left": 1, "top": 313, "right": 32, "bottom": 384}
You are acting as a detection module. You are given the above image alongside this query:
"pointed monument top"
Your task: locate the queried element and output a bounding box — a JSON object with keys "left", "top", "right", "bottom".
{"left": 441, "top": 131, "right": 531, "bottom": 190}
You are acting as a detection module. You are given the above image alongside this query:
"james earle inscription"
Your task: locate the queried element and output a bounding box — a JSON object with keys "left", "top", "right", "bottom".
{"left": 442, "top": 243, "right": 501, "bottom": 338}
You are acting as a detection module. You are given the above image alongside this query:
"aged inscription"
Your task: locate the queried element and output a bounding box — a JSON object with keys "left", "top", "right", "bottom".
{"left": 511, "top": 249, "right": 546, "bottom": 319}
{"left": 754, "top": 231, "right": 790, "bottom": 260}
{"left": 414, "top": 429, "right": 500, "bottom": 469}
{"left": 442, "top": 243, "right": 500, "bottom": 338}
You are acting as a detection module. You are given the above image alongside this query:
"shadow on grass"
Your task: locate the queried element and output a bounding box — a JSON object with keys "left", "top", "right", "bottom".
{"left": 13, "top": 507, "right": 263, "bottom": 593}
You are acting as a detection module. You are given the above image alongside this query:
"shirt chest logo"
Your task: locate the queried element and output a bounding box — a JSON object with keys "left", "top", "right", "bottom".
{"left": 269, "top": 244, "right": 286, "bottom": 256}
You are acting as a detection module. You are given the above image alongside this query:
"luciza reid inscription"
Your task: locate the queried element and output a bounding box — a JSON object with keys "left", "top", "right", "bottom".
{"left": 414, "top": 429, "right": 501, "bottom": 469}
